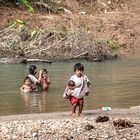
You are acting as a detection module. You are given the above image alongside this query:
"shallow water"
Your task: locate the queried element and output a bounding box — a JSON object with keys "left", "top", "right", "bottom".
{"left": 0, "top": 57, "right": 140, "bottom": 116}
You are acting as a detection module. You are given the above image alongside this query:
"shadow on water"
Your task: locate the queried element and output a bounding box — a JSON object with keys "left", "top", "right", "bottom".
{"left": 0, "top": 57, "right": 140, "bottom": 116}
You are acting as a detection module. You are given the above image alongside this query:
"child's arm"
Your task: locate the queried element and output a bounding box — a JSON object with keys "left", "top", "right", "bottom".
{"left": 87, "top": 81, "right": 91, "bottom": 87}
{"left": 38, "top": 69, "right": 43, "bottom": 83}
{"left": 84, "top": 75, "right": 90, "bottom": 87}
{"left": 31, "top": 82, "right": 37, "bottom": 90}
{"left": 30, "top": 84, "right": 34, "bottom": 91}
{"left": 63, "top": 87, "right": 70, "bottom": 99}
{"left": 67, "top": 84, "right": 81, "bottom": 90}
{"left": 66, "top": 89, "right": 74, "bottom": 96}
{"left": 20, "top": 86, "right": 24, "bottom": 92}
{"left": 47, "top": 77, "right": 51, "bottom": 84}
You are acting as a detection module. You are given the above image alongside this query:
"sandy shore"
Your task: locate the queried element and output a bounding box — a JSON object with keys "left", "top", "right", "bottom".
{"left": 0, "top": 108, "right": 140, "bottom": 140}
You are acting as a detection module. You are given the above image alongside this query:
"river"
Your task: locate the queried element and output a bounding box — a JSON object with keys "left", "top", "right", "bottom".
{"left": 0, "top": 57, "right": 140, "bottom": 116}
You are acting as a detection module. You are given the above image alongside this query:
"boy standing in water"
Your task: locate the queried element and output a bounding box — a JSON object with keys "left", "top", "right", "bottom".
{"left": 66, "top": 63, "right": 90, "bottom": 116}
{"left": 40, "top": 68, "right": 51, "bottom": 91}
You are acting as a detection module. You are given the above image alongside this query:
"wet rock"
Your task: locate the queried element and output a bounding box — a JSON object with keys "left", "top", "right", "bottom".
{"left": 95, "top": 116, "right": 109, "bottom": 123}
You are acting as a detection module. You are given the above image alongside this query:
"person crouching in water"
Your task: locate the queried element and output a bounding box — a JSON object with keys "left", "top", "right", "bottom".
{"left": 20, "top": 76, "right": 32, "bottom": 93}
{"left": 28, "top": 65, "right": 41, "bottom": 91}
{"left": 40, "top": 68, "right": 51, "bottom": 91}
{"left": 64, "top": 63, "right": 90, "bottom": 116}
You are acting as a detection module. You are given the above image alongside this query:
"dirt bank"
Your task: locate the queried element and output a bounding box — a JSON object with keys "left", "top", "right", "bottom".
{"left": 0, "top": 0, "right": 140, "bottom": 61}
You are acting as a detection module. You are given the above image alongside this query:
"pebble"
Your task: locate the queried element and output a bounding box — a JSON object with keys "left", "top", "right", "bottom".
{"left": 0, "top": 116, "right": 140, "bottom": 140}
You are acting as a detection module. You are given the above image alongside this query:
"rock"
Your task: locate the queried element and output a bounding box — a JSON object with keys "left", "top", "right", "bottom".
{"left": 32, "top": 132, "right": 39, "bottom": 140}
{"left": 113, "top": 119, "right": 134, "bottom": 128}
{"left": 79, "top": 11, "right": 86, "bottom": 15}
{"left": 85, "top": 124, "right": 94, "bottom": 131}
{"left": 95, "top": 116, "right": 109, "bottom": 123}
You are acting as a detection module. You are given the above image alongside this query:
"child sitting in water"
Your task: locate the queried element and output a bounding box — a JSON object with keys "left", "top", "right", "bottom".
{"left": 40, "top": 68, "right": 51, "bottom": 91}
{"left": 63, "top": 80, "right": 76, "bottom": 99}
{"left": 20, "top": 76, "right": 32, "bottom": 93}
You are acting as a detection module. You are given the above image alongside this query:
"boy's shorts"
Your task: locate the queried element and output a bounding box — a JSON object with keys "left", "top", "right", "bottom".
{"left": 70, "top": 96, "right": 84, "bottom": 105}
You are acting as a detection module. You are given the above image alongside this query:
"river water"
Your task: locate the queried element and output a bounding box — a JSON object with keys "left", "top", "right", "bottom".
{"left": 0, "top": 57, "right": 140, "bottom": 116}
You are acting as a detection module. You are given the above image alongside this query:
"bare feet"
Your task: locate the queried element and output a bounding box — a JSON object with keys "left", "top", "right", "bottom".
{"left": 78, "top": 113, "right": 85, "bottom": 116}
{"left": 71, "top": 113, "right": 77, "bottom": 117}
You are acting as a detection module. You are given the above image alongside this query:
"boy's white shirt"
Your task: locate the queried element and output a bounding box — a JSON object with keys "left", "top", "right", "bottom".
{"left": 69, "top": 74, "right": 89, "bottom": 99}
{"left": 69, "top": 74, "right": 89, "bottom": 87}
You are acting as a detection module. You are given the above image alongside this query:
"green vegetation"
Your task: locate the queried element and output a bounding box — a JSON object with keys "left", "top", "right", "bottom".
{"left": 2, "top": 0, "right": 34, "bottom": 12}
{"left": 107, "top": 39, "right": 119, "bottom": 50}
{"left": 21, "top": 0, "right": 34, "bottom": 12}
{"left": 95, "top": 38, "right": 119, "bottom": 51}
{"left": 95, "top": 38, "right": 107, "bottom": 45}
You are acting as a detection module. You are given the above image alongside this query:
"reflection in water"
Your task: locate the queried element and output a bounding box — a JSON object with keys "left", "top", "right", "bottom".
{"left": 20, "top": 91, "right": 48, "bottom": 113}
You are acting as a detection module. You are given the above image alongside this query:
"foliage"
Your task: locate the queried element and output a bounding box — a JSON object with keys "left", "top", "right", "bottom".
{"left": 107, "top": 39, "right": 119, "bottom": 50}
{"left": 21, "top": 0, "right": 34, "bottom": 12}
{"left": 94, "top": 38, "right": 107, "bottom": 45}
{"left": 95, "top": 38, "right": 119, "bottom": 50}
{"left": 29, "top": 29, "right": 37, "bottom": 39}
{"left": 3, "top": 0, "right": 34, "bottom": 12}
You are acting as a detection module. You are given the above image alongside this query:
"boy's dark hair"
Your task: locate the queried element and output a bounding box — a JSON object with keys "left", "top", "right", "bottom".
{"left": 29, "top": 65, "right": 37, "bottom": 75}
{"left": 24, "top": 76, "right": 31, "bottom": 83}
{"left": 42, "top": 68, "right": 48, "bottom": 73}
{"left": 74, "top": 63, "right": 84, "bottom": 72}
{"left": 68, "top": 80, "right": 75, "bottom": 87}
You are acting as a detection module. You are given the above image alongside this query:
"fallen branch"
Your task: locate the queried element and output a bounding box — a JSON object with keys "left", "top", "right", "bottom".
{"left": 27, "top": 59, "right": 52, "bottom": 63}
{"left": 72, "top": 51, "right": 89, "bottom": 58}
